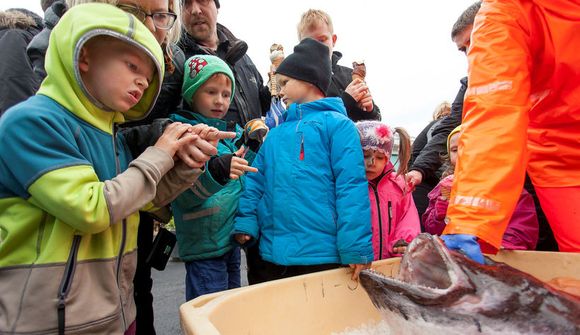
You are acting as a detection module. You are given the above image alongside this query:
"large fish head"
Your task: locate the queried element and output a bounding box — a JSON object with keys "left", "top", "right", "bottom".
{"left": 360, "top": 233, "right": 476, "bottom": 317}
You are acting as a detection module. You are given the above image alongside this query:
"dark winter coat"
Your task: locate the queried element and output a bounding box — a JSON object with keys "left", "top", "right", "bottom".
{"left": 0, "top": 10, "right": 42, "bottom": 115}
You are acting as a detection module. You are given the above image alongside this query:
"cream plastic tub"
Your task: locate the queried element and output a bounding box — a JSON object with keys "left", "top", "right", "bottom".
{"left": 180, "top": 251, "right": 580, "bottom": 335}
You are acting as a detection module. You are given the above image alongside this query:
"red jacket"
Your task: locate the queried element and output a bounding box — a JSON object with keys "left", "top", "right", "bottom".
{"left": 444, "top": 0, "right": 580, "bottom": 251}
{"left": 368, "top": 164, "right": 421, "bottom": 260}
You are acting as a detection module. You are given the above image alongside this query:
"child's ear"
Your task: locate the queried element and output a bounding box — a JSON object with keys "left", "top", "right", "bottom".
{"left": 78, "top": 46, "right": 90, "bottom": 73}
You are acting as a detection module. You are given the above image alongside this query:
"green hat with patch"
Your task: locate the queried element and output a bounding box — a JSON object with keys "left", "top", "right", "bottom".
{"left": 182, "top": 54, "right": 235, "bottom": 105}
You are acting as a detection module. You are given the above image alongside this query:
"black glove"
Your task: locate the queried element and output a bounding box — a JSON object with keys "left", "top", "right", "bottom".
{"left": 207, "top": 154, "right": 234, "bottom": 185}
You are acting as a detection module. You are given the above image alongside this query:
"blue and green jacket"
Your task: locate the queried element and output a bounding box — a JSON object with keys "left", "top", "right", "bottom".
{"left": 0, "top": 4, "right": 166, "bottom": 334}
{"left": 170, "top": 111, "right": 255, "bottom": 261}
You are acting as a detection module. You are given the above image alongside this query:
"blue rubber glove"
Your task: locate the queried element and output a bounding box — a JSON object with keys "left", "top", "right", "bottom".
{"left": 441, "top": 234, "right": 485, "bottom": 264}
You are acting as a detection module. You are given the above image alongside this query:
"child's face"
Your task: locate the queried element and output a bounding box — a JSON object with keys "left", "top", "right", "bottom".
{"left": 191, "top": 73, "right": 232, "bottom": 119}
{"left": 79, "top": 38, "right": 155, "bottom": 112}
{"left": 449, "top": 133, "right": 460, "bottom": 166}
{"left": 276, "top": 73, "right": 312, "bottom": 107}
{"left": 299, "top": 22, "right": 336, "bottom": 58}
{"left": 364, "top": 149, "right": 389, "bottom": 180}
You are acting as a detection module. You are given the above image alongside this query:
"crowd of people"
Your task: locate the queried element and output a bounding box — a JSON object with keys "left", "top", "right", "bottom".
{"left": 0, "top": 0, "right": 578, "bottom": 334}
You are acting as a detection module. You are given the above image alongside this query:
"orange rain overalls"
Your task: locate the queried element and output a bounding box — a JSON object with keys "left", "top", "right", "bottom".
{"left": 443, "top": 0, "right": 580, "bottom": 253}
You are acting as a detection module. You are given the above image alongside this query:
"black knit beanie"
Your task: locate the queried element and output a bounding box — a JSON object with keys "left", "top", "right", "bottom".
{"left": 275, "top": 38, "right": 331, "bottom": 96}
{"left": 214, "top": 0, "right": 220, "bottom": 8}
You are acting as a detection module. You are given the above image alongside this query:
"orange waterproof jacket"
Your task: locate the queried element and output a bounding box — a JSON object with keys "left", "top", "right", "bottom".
{"left": 443, "top": 0, "right": 580, "bottom": 252}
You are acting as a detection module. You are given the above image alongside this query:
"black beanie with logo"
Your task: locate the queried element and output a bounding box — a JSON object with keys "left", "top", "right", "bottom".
{"left": 275, "top": 38, "right": 331, "bottom": 96}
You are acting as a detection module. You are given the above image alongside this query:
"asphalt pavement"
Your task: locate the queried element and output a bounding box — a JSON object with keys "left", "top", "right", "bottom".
{"left": 151, "top": 251, "right": 249, "bottom": 334}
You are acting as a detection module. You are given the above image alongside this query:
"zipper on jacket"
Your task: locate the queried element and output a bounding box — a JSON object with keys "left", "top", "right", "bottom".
{"left": 57, "top": 235, "right": 82, "bottom": 335}
{"left": 112, "top": 123, "right": 127, "bottom": 329}
{"left": 371, "top": 185, "right": 384, "bottom": 260}
{"left": 296, "top": 105, "right": 304, "bottom": 161}
{"left": 388, "top": 201, "right": 393, "bottom": 235}
{"left": 299, "top": 135, "right": 305, "bottom": 160}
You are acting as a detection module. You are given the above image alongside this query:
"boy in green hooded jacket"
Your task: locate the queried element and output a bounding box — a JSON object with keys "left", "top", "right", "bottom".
{"left": 0, "top": 4, "right": 219, "bottom": 334}
{"left": 170, "top": 54, "right": 263, "bottom": 300}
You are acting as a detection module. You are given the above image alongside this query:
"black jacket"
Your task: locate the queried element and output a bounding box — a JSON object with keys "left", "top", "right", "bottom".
{"left": 0, "top": 10, "right": 42, "bottom": 115}
{"left": 328, "top": 52, "right": 381, "bottom": 122}
{"left": 410, "top": 77, "right": 466, "bottom": 180}
{"left": 26, "top": 0, "right": 66, "bottom": 84}
{"left": 178, "top": 23, "right": 270, "bottom": 127}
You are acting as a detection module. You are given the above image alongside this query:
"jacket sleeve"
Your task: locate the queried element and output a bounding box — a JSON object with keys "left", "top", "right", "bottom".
{"left": 422, "top": 183, "right": 448, "bottom": 235}
{"left": 410, "top": 120, "right": 436, "bottom": 166}
{"left": 119, "top": 118, "right": 172, "bottom": 158}
{"left": 172, "top": 164, "right": 226, "bottom": 208}
{"left": 0, "top": 30, "right": 39, "bottom": 115}
{"left": 152, "top": 161, "right": 204, "bottom": 207}
{"left": 388, "top": 190, "right": 421, "bottom": 253}
{"left": 410, "top": 79, "right": 465, "bottom": 180}
{"left": 233, "top": 140, "right": 267, "bottom": 240}
{"left": 501, "top": 190, "right": 539, "bottom": 250}
{"left": 341, "top": 92, "right": 381, "bottom": 121}
{"left": 0, "top": 110, "right": 175, "bottom": 234}
{"left": 27, "top": 146, "right": 174, "bottom": 234}
{"left": 329, "top": 116, "right": 374, "bottom": 264}
{"left": 443, "top": 0, "right": 532, "bottom": 252}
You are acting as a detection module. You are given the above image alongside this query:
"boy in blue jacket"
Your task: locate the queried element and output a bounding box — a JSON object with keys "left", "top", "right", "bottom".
{"left": 234, "top": 38, "right": 373, "bottom": 282}
{"left": 170, "top": 55, "right": 260, "bottom": 300}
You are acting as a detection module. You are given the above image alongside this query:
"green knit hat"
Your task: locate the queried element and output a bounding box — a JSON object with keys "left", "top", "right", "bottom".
{"left": 182, "top": 55, "right": 235, "bottom": 105}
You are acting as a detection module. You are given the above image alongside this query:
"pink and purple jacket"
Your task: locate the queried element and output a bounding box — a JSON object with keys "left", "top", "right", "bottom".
{"left": 368, "top": 164, "right": 421, "bottom": 260}
{"left": 424, "top": 176, "right": 539, "bottom": 250}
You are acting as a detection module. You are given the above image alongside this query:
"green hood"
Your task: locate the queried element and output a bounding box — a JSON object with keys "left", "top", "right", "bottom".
{"left": 37, "top": 3, "right": 164, "bottom": 134}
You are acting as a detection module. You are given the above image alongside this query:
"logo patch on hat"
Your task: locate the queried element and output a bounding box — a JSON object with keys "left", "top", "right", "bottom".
{"left": 188, "top": 57, "right": 208, "bottom": 79}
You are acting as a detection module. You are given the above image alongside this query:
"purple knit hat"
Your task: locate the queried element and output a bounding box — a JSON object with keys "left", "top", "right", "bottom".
{"left": 356, "top": 121, "right": 395, "bottom": 155}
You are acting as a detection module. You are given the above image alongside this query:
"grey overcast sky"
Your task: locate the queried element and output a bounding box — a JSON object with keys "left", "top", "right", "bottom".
{"left": 1, "top": 0, "right": 476, "bottom": 136}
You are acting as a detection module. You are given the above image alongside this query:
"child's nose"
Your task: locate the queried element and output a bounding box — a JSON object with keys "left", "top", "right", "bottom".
{"left": 136, "top": 77, "right": 149, "bottom": 90}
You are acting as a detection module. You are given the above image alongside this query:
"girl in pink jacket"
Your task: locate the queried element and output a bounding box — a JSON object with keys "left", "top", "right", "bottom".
{"left": 356, "top": 121, "right": 421, "bottom": 260}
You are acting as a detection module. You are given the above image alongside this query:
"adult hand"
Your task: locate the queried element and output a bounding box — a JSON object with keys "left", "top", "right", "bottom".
{"left": 230, "top": 146, "right": 258, "bottom": 179}
{"left": 441, "top": 234, "right": 485, "bottom": 264}
{"left": 405, "top": 170, "right": 423, "bottom": 191}
{"left": 349, "top": 263, "right": 372, "bottom": 281}
{"left": 345, "top": 79, "right": 368, "bottom": 102}
{"left": 357, "top": 93, "right": 374, "bottom": 112}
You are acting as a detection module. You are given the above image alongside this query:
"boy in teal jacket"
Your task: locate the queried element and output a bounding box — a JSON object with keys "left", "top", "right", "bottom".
{"left": 171, "top": 55, "right": 260, "bottom": 300}
{"left": 0, "top": 4, "right": 209, "bottom": 333}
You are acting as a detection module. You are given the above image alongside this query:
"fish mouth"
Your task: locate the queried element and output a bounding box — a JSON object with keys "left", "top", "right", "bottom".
{"left": 361, "top": 234, "right": 475, "bottom": 305}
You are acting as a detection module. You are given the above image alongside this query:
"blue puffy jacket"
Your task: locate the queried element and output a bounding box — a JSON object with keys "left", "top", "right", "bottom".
{"left": 234, "top": 97, "right": 373, "bottom": 266}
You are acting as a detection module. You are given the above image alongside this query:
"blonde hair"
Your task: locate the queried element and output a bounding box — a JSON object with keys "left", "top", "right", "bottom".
{"left": 66, "top": 0, "right": 182, "bottom": 69}
{"left": 297, "top": 9, "right": 334, "bottom": 40}
{"left": 433, "top": 101, "right": 451, "bottom": 120}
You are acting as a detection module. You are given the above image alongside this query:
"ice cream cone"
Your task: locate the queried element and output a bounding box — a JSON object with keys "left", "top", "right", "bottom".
{"left": 352, "top": 61, "right": 366, "bottom": 82}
